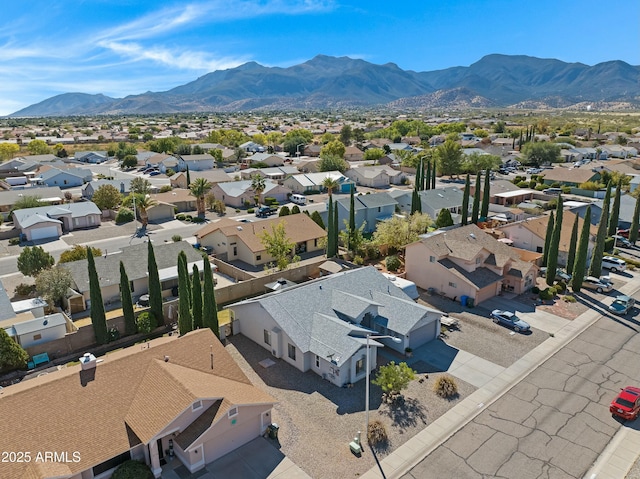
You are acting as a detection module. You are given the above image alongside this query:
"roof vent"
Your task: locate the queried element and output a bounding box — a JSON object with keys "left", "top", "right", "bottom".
{"left": 79, "top": 352, "right": 97, "bottom": 370}
{"left": 469, "top": 233, "right": 476, "bottom": 239}
{"left": 164, "top": 356, "right": 170, "bottom": 362}
{"left": 237, "top": 226, "right": 243, "bottom": 231}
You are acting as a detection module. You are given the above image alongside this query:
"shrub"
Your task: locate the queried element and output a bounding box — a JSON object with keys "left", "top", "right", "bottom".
{"left": 434, "top": 374, "right": 458, "bottom": 398}
{"left": 604, "top": 237, "right": 614, "bottom": 252}
{"left": 159, "top": 185, "right": 172, "bottom": 193}
{"left": 185, "top": 215, "right": 193, "bottom": 221}
{"left": 264, "top": 197, "right": 277, "bottom": 205}
{"left": 191, "top": 216, "right": 205, "bottom": 223}
{"left": 115, "top": 208, "right": 134, "bottom": 224}
{"left": 176, "top": 214, "right": 186, "bottom": 220}
{"left": 8, "top": 237, "right": 20, "bottom": 246}
{"left": 385, "top": 255, "right": 401, "bottom": 272}
{"left": 353, "top": 255, "right": 364, "bottom": 265}
{"left": 517, "top": 181, "right": 529, "bottom": 188}
{"left": 367, "top": 419, "right": 388, "bottom": 446}
{"left": 108, "top": 327, "right": 120, "bottom": 342}
{"left": 539, "top": 287, "right": 555, "bottom": 300}
{"left": 15, "top": 283, "right": 36, "bottom": 296}
{"left": 136, "top": 312, "right": 156, "bottom": 334}
{"left": 531, "top": 286, "right": 540, "bottom": 294}
{"left": 171, "top": 235, "right": 182, "bottom": 242}
{"left": 563, "top": 295, "right": 577, "bottom": 303}
{"left": 247, "top": 208, "right": 255, "bottom": 214}
{"left": 555, "top": 281, "right": 567, "bottom": 292}
{"left": 111, "top": 460, "right": 154, "bottom": 479}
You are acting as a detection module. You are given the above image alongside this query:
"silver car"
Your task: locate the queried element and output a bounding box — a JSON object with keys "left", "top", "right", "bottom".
{"left": 583, "top": 276, "right": 613, "bottom": 293}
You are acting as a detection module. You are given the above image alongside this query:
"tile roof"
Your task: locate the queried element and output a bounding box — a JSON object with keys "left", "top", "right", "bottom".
{"left": 0, "top": 329, "right": 275, "bottom": 479}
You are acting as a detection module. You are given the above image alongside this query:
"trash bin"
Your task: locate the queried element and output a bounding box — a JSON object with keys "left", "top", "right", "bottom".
{"left": 460, "top": 295, "right": 468, "bottom": 307}
{"left": 268, "top": 423, "right": 279, "bottom": 439}
{"left": 467, "top": 298, "right": 475, "bottom": 308}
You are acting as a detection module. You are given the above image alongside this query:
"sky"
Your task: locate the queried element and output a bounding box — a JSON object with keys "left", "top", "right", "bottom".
{"left": 1, "top": 0, "right": 638, "bottom": 116}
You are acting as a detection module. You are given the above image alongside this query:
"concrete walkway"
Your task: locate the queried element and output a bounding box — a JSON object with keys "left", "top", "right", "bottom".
{"left": 359, "top": 272, "right": 640, "bottom": 479}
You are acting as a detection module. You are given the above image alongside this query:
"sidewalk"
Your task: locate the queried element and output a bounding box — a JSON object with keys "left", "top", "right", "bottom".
{"left": 359, "top": 273, "right": 640, "bottom": 479}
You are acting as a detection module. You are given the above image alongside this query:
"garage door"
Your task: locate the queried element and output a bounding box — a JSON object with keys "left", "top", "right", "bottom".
{"left": 409, "top": 321, "right": 437, "bottom": 349}
{"left": 30, "top": 226, "right": 59, "bottom": 241}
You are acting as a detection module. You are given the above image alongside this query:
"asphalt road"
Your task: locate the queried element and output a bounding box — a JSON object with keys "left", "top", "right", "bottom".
{"left": 401, "top": 294, "right": 640, "bottom": 479}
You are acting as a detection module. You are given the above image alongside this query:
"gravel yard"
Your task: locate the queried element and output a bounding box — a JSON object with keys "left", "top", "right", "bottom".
{"left": 225, "top": 335, "right": 475, "bottom": 479}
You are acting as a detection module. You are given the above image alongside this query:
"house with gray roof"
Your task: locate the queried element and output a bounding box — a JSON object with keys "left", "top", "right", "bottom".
{"left": 228, "top": 267, "right": 442, "bottom": 387}
{"left": 240, "top": 166, "right": 298, "bottom": 182}
{"left": 13, "top": 202, "right": 101, "bottom": 241}
{"left": 211, "top": 180, "right": 290, "bottom": 207}
{"left": 245, "top": 152, "right": 284, "bottom": 167}
{"left": 0, "top": 186, "right": 63, "bottom": 219}
{"left": 74, "top": 151, "right": 108, "bottom": 163}
{"left": 180, "top": 153, "right": 215, "bottom": 171}
{"left": 35, "top": 167, "right": 92, "bottom": 188}
{"left": 61, "top": 241, "right": 206, "bottom": 312}
{"left": 344, "top": 166, "right": 406, "bottom": 188}
{"left": 82, "top": 179, "right": 132, "bottom": 200}
{"left": 283, "top": 171, "right": 354, "bottom": 194}
{"left": 334, "top": 192, "right": 397, "bottom": 233}
{"left": 419, "top": 187, "right": 466, "bottom": 224}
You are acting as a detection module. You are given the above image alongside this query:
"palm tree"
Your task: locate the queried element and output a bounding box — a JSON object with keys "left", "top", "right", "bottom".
{"left": 189, "top": 177, "right": 212, "bottom": 217}
{"left": 322, "top": 176, "right": 340, "bottom": 197}
{"left": 250, "top": 174, "right": 266, "bottom": 206}
{"left": 123, "top": 193, "right": 157, "bottom": 229}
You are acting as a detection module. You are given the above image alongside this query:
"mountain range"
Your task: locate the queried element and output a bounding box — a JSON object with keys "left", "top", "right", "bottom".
{"left": 10, "top": 54, "right": 640, "bottom": 116}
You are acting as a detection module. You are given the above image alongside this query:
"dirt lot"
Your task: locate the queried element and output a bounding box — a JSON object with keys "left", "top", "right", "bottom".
{"left": 225, "top": 335, "right": 475, "bottom": 479}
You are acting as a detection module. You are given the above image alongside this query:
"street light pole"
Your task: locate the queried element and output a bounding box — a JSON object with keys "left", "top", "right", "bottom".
{"left": 296, "top": 143, "right": 305, "bottom": 159}
{"left": 365, "top": 334, "right": 402, "bottom": 439}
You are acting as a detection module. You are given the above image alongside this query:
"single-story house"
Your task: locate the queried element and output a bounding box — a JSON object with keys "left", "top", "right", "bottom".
{"left": 170, "top": 170, "right": 234, "bottom": 189}
{"left": 245, "top": 153, "right": 284, "bottom": 167}
{"left": 180, "top": 154, "right": 215, "bottom": 171}
{"left": 405, "top": 224, "right": 539, "bottom": 303}
{"left": 240, "top": 166, "right": 298, "bottom": 182}
{"left": 196, "top": 214, "right": 326, "bottom": 267}
{"left": 35, "top": 167, "right": 92, "bottom": 188}
{"left": 344, "top": 146, "right": 364, "bottom": 162}
{"left": 146, "top": 153, "right": 179, "bottom": 173}
{"left": 477, "top": 180, "right": 537, "bottom": 207}
{"left": 61, "top": 241, "right": 206, "bottom": 311}
{"left": 345, "top": 166, "right": 406, "bottom": 188}
{"left": 239, "top": 141, "right": 265, "bottom": 153}
{"left": 146, "top": 201, "right": 176, "bottom": 223}
{"left": 227, "top": 267, "right": 443, "bottom": 387}
{"left": 82, "top": 179, "right": 132, "bottom": 200}
{"left": 4, "top": 313, "right": 69, "bottom": 349}
{"left": 0, "top": 186, "right": 63, "bottom": 219}
{"left": 539, "top": 168, "right": 600, "bottom": 187}
{"left": 283, "top": 171, "right": 354, "bottom": 194}
{"left": 419, "top": 187, "right": 465, "bottom": 223}
{"left": 74, "top": 151, "right": 109, "bottom": 163}
{"left": 334, "top": 192, "right": 397, "bottom": 233}
{"left": 211, "top": 180, "right": 291, "bottom": 208}
{"left": 151, "top": 189, "right": 196, "bottom": 213}
{"left": 0, "top": 329, "right": 276, "bottom": 479}
{"left": 0, "top": 157, "right": 39, "bottom": 176}
{"left": 13, "top": 202, "right": 101, "bottom": 241}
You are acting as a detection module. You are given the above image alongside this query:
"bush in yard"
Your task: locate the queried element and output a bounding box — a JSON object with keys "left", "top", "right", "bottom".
{"left": 555, "top": 281, "right": 567, "bottom": 292}
{"left": 8, "top": 237, "right": 20, "bottom": 246}
{"left": 172, "top": 235, "right": 182, "bottom": 242}
{"left": 191, "top": 216, "right": 205, "bottom": 223}
{"left": 176, "top": 213, "right": 186, "bottom": 220}
{"left": 434, "top": 374, "right": 458, "bottom": 398}
{"left": 367, "top": 419, "right": 388, "bottom": 446}
{"left": 531, "top": 286, "right": 540, "bottom": 294}
{"left": 15, "top": 283, "right": 36, "bottom": 296}
{"left": 385, "top": 255, "right": 401, "bottom": 272}
{"left": 372, "top": 361, "right": 416, "bottom": 402}
{"left": 353, "top": 255, "right": 364, "bottom": 265}
{"left": 115, "top": 208, "right": 134, "bottom": 224}
{"left": 247, "top": 208, "right": 255, "bottom": 214}
{"left": 563, "top": 295, "right": 577, "bottom": 303}
{"left": 136, "top": 312, "right": 156, "bottom": 334}
{"left": 111, "top": 460, "right": 154, "bottom": 479}
{"left": 539, "top": 287, "right": 556, "bottom": 300}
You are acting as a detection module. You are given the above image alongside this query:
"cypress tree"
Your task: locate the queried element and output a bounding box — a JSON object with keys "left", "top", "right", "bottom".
{"left": 589, "top": 187, "right": 611, "bottom": 278}
{"left": 327, "top": 196, "right": 335, "bottom": 257}
{"left": 348, "top": 184, "right": 356, "bottom": 252}
{"left": 411, "top": 187, "right": 420, "bottom": 215}
{"left": 461, "top": 174, "right": 471, "bottom": 226}
{"left": 572, "top": 205, "right": 591, "bottom": 292}
{"left": 601, "top": 182, "right": 612, "bottom": 235}
{"left": 191, "top": 264, "right": 203, "bottom": 329}
{"left": 311, "top": 210, "right": 325, "bottom": 229}
{"left": 425, "top": 160, "right": 431, "bottom": 191}
{"left": 415, "top": 159, "right": 422, "bottom": 192}
{"left": 333, "top": 198, "right": 339, "bottom": 255}
{"left": 546, "top": 196, "right": 563, "bottom": 286}
{"left": 147, "top": 240, "right": 163, "bottom": 326}
{"left": 480, "top": 169, "right": 491, "bottom": 220}
{"left": 629, "top": 192, "right": 640, "bottom": 245}
{"left": 608, "top": 181, "right": 622, "bottom": 237}
{"left": 177, "top": 251, "right": 193, "bottom": 335}
{"left": 542, "top": 211, "right": 555, "bottom": 267}
{"left": 186, "top": 165, "right": 191, "bottom": 186}
{"left": 471, "top": 174, "right": 481, "bottom": 224}
{"left": 566, "top": 213, "right": 579, "bottom": 275}
{"left": 202, "top": 259, "right": 219, "bottom": 338}
{"left": 431, "top": 161, "right": 436, "bottom": 189}
{"left": 87, "top": 247, "right": 108, "bottom": 344}
{"left": 120, "top": 261, "right": 136, "bottom": 336}
{"left": 519, "top": 130, "right": 523, "bottom": 149}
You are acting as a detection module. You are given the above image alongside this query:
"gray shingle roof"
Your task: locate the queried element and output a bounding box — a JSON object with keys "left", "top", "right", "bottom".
{"left": 0, "top": 187, "right": 63, "bottom": 207}
{"left": 12, "top": 313, "right": 66, "bottom": 336}
{"left": 439, "top": 258, "right": 503, "bottom": 289}
{"left": 13, "top": 202, "right": 101, "bottom": 226}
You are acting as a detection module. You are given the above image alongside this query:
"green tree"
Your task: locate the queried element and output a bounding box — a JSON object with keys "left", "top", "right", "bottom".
{"left": 177, "top": 251, "right": 193, "bottom": 335}
{"left": 202, "top": 259, "right": 219, "bottom": 338}
{"left": 327, "top": 197, "right": 336, "bottom": 257}
{"left": 546, "top": 196, "right": 563, "bottom": 286}
{"left": 571, "top": 206, "right": 591, "bottom": 292}
{"left": 130, "top": 177, "right": 152, "bottom": 195}
{"left": 250, "top": 174, "right": 266, "bottom": 206}
{"left": 589, "top": 187, "right": 610, "bottom": 278}
{"left": 122, "top": 193, "right": 157, "bottom": 228}
{"left": 317, "top": 154, "right": 348, "bottom": 173}
{"left": 13, "top": 195, "right": 45, "bottom": 210}
{"left": 435, "top": 208, "right": 454, "bottom": 228}
{"left": 283, "top": 134, "right": 309, "bottom": 156}
{"left": 0, "top": 328, "right": 28, "bottom": 371}
{"left": 87, "top": 247, "right": 108, "bottom": 344}
{"left": 471, "top": 175, "right": 481, "bottom": 224}
{"left": 121, "top": 155, "right": 138, "bottom": 169}
{"left": 279, "top": 206, "right": 291, "bottom": 216}
{"left": 373, "top": 213, "right": 433, "bottom": 252}
{"left": 35, "top": 266, "right": 72, "bottom": 307}
{"left": 566, "top": 213, "right": 579, "bottom": 275}
{"left": 348, "top": 185, "right": 356, "bottom": 253}
{"left": 310, "top": 210, "right": 325, "bottom": 229}
{"left": 480, "top": 169, "right": 491, "bottom": 220}
{"left": 0, "top": 143, "right": 19, "bottom": 161}
{"left": 59, "top": 245, "right": 101, "bottom": 263}
{"left": 435, "top": 140, "right": 463, "bottom": 176}
{"left": 191, "top": 264, "right": 203, "bottom": 329}
{"left": 259, "top": 221, "right": 299, "bottom": 271}
{"left": 147, "top": 241, "right": 163, "bottom": 326}
{"left": 291, "top": 205, "right": 301, "bottom": 214}
{"left": 17, "top": 246, "right": 54, "bottom": 277}
{"left": 521, "top": 142, "right": 561, "bottom": 166}
{"left": 371, "top": 361, "right": 416, "bottom": 396}
{"left": 320, "top": 140, "right": 346, "bottom": 159}
{"left": 608, "top": 182, "right": 622, "bottom": 237}
{"left": 424, "top": 160, "right": 431, "bottom": 191}
{"left": 630, "top": 192, "right": 640, "bottom": 245}
{"left": 339, "top": 125, "right": 353, "bottom": 145}
{"left": 190, "top": 177, "right": 212, "bottom": 216}
{"left": 92, "top": 184, "right": 122, "bottom": 211}
{"left": 542, "top": 211, "right": 555, "bottom": 267}
{"left": 321, "top": 176, "right": 340, "bottom": 196}
{"left": 363, "top": 148, "right": 385, "bottom": 163}
{"left": 119, "top": 261, "right": 136, "bottom": 336}
{"left": 27, "top": 139, "right": 51, "bottom": 155}
{"left": 461, "top": 174, "right": 470, "bottom": 226}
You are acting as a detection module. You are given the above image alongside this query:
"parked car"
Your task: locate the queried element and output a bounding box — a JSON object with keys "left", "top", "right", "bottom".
{"left": 255, "top": 206, "right": 277, "bottom": 218}
{"left": 148, "top": 170, "right": 162, "bottom": 176}
{"left": 608, "top": 295, "right": 636, "bottom": 315}
{"left": 489, "top": 310, "right": 531, "bottom": 333}
{"left": 616, "top": 228, "right": 640, "bottom": 239}
{"left": 539, "top": 267, "right": 571, "bottom": 282}
{"left": 612, "top": 235, "right": 632, "bottom": 248}
{"left": 582, "top": 276, "right": 613, "bottom": 293}
{"left": 609, "top": 386, "right": 640, "bottom": 421}
{"left": 542, "top": 187, "right": 562, "bottom": 196}
{"left": 602, "top": 256, "right": 626, "bottom": 273}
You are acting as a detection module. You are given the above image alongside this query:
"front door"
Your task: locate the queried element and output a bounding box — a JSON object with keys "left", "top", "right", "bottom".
{"left": 156, "top": 438, "right": 165, "bottom": 465}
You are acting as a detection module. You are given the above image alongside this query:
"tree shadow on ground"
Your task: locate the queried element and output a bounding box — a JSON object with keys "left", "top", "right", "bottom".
{"left": 576, "top": 292, "right": 640, "bottom": 332}
{"left": 378, "top": 396, "right": 428, "bottom": 433}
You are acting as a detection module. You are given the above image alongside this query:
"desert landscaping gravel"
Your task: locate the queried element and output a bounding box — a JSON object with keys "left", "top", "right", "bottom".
{"left": 225, "top": 335, "right": 475, "bottom": 479}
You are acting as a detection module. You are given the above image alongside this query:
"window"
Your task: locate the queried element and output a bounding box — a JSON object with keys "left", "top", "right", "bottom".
{"left": 476, "top": 257, "right": 481, "bottom": 264}
{"left": 288, "top": 343, "right": 296, "bottom": 361}
{"left": 256, "top": 255, "right": 261, "bottom": 261}
{"left": 448, "top": 282, "right": 457, "bottom": 288}
{"left": 429, "top": 256, "right": 435, "bottom": 263}
{"left": 264, "top": 329, "right": 271, "bottom": 346}
{"left": 315, "top": 355, "right": 320, "bottom": 368}
{"left": 33, "top": 334, "right": 42, "bottom": 341}
{"left": 228, "top": 406, "right": 238, "bottom": 418}
{"left": 314, "top": 239, "right": 317, "bottom": 247}
{"left": 233, "top": 246, "right": 237, "bottom": 256}
{"left": 377, "top": 207, "right": 381, "bottom": 212}
{"left": 192, "top": 400, "right": 202, "bottom": 411}
{"left": 355, "top": 357, "right": 364, "bottom": 375}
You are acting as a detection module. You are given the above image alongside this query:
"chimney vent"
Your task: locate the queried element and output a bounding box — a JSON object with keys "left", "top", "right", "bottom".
{"left": 164, "top": 356, "right": 170, "bottom": 362}
{"left": 79, "top": 352, "right": 97, "bottom": 370}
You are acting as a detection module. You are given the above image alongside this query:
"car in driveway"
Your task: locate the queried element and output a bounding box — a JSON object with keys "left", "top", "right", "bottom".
{"left": 490, "top": 310, "right": 531, "bottom": 333}
{"left": 582, "top": 276, "right": 614, "bottom": 293}
{"left": 612, "top": 235, "right": 631, "bottom": 248}
{"left": 539, "top": 267, "right": 571, "bottom": 282}
{"left": 602, "top": 256, "right": 626, "bottom": 273}
{"left": 608, "top": 295, "right": 635, "bottom": 315}
{"left": 610, "top": 386, "right": 640, "bottom": 420}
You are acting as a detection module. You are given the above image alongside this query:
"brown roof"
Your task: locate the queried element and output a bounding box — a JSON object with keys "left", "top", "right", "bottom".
{"left": 146, "top": 153, "right": 174, "bottom": 165}
{"left": 540, "top": 167, "right": 598, "bottom": 184}
{"left": 197, "top": 213, "right": 327, "bottom": 253}
{"left": 0, "top": 329, "right": 275, "bottom": 479}
{"left": 151, "top": 188, "right": 194, "bottom": 204}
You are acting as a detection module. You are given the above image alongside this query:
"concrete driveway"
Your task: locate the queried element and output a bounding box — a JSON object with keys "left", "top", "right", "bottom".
{"left": 480, "top": 295, "right": 571, "bottom": 334}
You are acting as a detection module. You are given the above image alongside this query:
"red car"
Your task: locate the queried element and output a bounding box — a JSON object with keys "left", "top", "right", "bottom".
{"left": 610, "top": 386, "right": 640, "bottom": 420}
{"left": 616, "top": 229, "right": 640, "bottom": 239}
